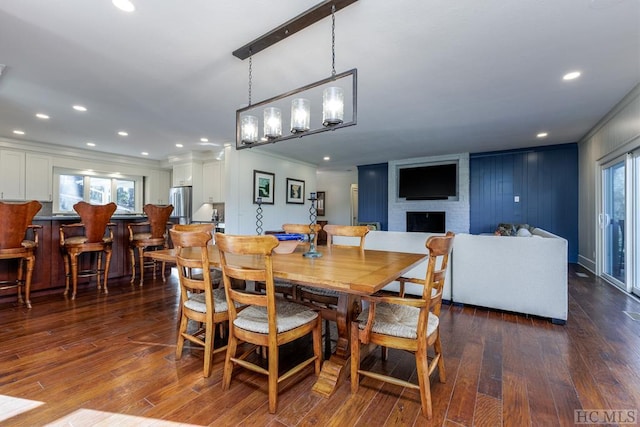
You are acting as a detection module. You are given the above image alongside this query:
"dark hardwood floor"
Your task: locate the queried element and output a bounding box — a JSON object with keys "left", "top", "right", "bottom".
{"left": 1, "top": 264, "right": 639, "bottom": 426}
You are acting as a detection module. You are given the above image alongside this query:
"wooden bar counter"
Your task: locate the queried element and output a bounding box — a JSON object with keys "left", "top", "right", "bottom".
{"left": 0, "top": 215, "right": 167, "bottom": 300}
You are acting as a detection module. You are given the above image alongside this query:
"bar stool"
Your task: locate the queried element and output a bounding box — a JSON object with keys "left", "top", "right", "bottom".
{"left": 0, "top": 201, "right": 42, "bottom": 308}
{"left": 127, "top": 204, "right": 174, "bottom": 285}
{"left": 60, "top": 202, "right": 117, "bottom": 299}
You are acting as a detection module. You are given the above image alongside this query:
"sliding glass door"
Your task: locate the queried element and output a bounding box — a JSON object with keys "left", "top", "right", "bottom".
{"left": 601, "top": 149, "right": 639, "bottom": 295}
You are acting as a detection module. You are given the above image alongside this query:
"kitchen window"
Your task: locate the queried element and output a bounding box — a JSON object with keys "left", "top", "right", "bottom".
{"left": 54, "top": 168, "right": 142, "bottom": 214}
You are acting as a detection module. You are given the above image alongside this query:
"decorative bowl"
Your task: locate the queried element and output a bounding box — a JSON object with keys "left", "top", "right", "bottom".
{"left": 272, "top": 233, "right": 305, "bottom": 254}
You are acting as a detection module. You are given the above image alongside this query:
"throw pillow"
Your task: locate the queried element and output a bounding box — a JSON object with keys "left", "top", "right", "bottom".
{"left": 495, "top": 223, "right": 516, "bottom": 236}
{"left": 517, "top": 227, "right": 532, "bottom": 237}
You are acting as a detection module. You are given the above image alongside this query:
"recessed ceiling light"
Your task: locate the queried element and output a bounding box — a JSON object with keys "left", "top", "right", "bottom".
{"left": 35, "top": 113, "right": 50, "bottom": 119}
{"left": 563, "top": 71, "right": 581, "bottom": 81}
{"left": 112, "top": 0, "right": 135, "bottom": 12}
{"left": 141, "top": 152, "right": 149, "bottom": 156}
{"left": 537, "top": 132, "right": 548, "bottom": 138}
{"left": 86, "top": 142, "right": 96, "bottom": 147}
{"left": 175, "top": 143, "right": 183, "bottom": 148}
{"left": 323, "top": 156, "right": 330, "bottom": 161}
{"left": 73, "top": 105, "right": 87, "bottom": 112}
{"left": 118, "top": 131, "right": 128, "bottom": 136}
{"left": 200, "top": 138, "right": 209, "bottom": 142}
{"left": 13, "top": 129, "right": 25, "bottom": 135}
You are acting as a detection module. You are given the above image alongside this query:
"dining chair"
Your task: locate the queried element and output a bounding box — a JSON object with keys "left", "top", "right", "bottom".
{"left": 216, "top": 233, "right": 322, "bottom": 414}
{"left": 172, "top": 223, "right": 222, "bottom": 287}
{"left": 127, "top": 204, "right": 174, "bottom": 285}
{"left": 254, "top": 223, "right": 322, "bottom": 299}
{"left": 297, "top": 224, "right": 369, "bottom": 355}
{"left": 59, "top": 202, "right": 117, "bottom": 299}
{"left": 350, "top": 232, "right": 455, "bottom": 419}
{"left": 170, "top": 225, "right": 231, "bottom": 377}
{"left": 0, "top": 200, "right": 42, "bottom": 308}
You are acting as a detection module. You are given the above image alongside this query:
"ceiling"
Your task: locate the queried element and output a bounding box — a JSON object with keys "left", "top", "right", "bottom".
{"left": 1, "top": 0, "right": 639, "bottom": 171}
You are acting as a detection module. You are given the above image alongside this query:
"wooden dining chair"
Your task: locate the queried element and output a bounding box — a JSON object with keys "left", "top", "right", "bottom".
{"left": 172, "top": 223, "right": 222, "bottom": 287}
{"left": 127, "top": 204, "right": 174, "bottom": 285}
{"left": 170, "top": 226, "right": 231, "bottom": 377}
{"left": 216, "top": 233, "right": 322, "bottom": 414}
{"left": 350, "top": 232, "right": 455, "bottom": 419}
{"left": 0, "top": 200, "right": 42, "bottom": 308}
{"left": 59, "top": 202, "right": 117, "bottom": 299}
{"left": 297, "top": 224, "right": 369, "bottom": 355}
{"left": 254, "top": 223, "right": 322, "bottom": 299}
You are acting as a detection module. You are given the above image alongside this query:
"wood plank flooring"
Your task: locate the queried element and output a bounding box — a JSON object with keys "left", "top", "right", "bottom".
{"left": 1, "top": 264, "right": 639, "bottom": 426}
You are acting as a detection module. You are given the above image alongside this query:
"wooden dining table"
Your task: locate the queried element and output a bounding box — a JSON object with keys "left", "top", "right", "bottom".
{"left": 147, "top": 242, "right": 426, "bottom": 397}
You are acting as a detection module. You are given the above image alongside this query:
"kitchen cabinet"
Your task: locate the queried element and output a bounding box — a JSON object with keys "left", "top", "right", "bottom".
{"left": 172, "top": 163, "right": 193, "bottom": 186}
{"left": 202, "top": 161, "right": 225, "bottom": 203}
{"left": 146, "top": 169, "right": 171, "bottom": 205}
{"left": 0, "top": 149, "right": 25, "bottom": 200}
{"left": 25, "top": 153, "right": 53, "bottom": 201}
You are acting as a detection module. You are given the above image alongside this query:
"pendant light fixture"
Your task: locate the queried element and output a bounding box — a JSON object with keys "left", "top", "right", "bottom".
{"left": 234, "top": 0, "right": 358, "bottom": 150}
{"left": 240, "top": 50, "right": 258, "bottom": 144}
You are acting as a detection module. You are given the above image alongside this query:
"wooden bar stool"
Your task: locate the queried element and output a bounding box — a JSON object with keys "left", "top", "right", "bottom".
{"left": 0, "top": 201, "right": 42, "bottom": 308}
{"left": 59, "top": 202, "right": 117, "bottom": 300}
{"left": 127, "top": 204, "right": 174, "bottom": 285}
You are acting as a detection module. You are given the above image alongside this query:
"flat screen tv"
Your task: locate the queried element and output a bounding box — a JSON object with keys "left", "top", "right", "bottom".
{"left": 398, "top": 163, "right": 457, "bottom": 200}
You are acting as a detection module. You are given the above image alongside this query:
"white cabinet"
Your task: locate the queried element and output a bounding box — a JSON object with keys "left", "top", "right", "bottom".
{"left": 202, "top": 161, "right": 225, "bottom": 203}
{"left": 147, "top": 169, "right": 171, "bottom": 205}
{"left": 172, "top": 163, "right": 193, "bottom": 186}
{"left": 0, "top": 149, "right": 25, "bottom": 200}
{"left": 25, "top": 153, "right": 52, "bottom": 201}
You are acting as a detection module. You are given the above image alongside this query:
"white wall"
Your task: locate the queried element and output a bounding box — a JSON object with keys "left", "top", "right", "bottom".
{"left": 316, "top": 169, "right": 358, "bottom": 226}
{"left": 388, "top": 153, "right": 470, "bottom": 233}
{"left": 578, "top": 84, "right": 640, "bottom": 272}
{"left": 224, "top": 146, "right": 318, "bottom": 235}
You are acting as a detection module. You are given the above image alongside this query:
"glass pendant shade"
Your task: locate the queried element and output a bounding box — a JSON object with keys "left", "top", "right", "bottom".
{"left": 290, "top": 98, "right": 311, "bottom": 133}
{"left": 241, "top": 115, "right": 258, "bottom": 144}
{"left": 322, "top": 86, "right": 344, "bottom": 126}
{"left": 264, "top": 107, "right": 282, "bottom": 139}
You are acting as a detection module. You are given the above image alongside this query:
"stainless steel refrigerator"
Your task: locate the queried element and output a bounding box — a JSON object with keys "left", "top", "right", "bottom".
{"left": 169, "top": 186, "right": 192, "bottom": 224}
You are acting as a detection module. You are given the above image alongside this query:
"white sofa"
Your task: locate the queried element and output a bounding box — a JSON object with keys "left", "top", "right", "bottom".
{"left": 451, "top": 229, "right": 568, "bottom": 323}
{"left": 335, "top": 228, "right": 568, "bottom": 323}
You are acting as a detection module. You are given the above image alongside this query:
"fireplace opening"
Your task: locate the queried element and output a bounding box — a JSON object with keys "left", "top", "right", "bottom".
{"left": 406, "top": 211, "right": 446, "bottom": 233}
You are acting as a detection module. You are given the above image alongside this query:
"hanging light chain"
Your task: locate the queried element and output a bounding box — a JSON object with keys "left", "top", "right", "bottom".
{"left": 331, "top": 4, "right": 336, "bottom": 78}
{"left": 248, "top": 48, "right": 253, "bottom": 106}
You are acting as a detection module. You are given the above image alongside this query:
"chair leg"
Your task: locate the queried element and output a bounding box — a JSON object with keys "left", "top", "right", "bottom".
{"left": 17, "top": 258, "right": 25, "bottom": 305}
{"left": 415, "top": 345, "right": 433, "bottom": 419}
{"left": 350, "top": 320, "right": 360, "bottom": 393}
{"left": 129, "top": 246, "right": 136, "bottom": 284}
{"left": 268, "top": 342, "right": 279, "bottom": 414}
{"left": 70, "top": 253, "right": 79, "bottom": 300}
{"left": 313, "top": 316, "right": 322, "bottom": 374}
{"left": 222, "top": 332, "right": 237, "bottom": 391}
{"left": 175, "top": 314, "right": 188, "bottom": 360}
{"left": 24, "top": 255, "right": 35, "bottom": 309}
{"left": 324, "top": 319, "right": 332, "bottom": 360}
{"left": 138, "top": 248, "right": 145, "bottom": 286}
{"left": 63, "top": 253, "right": 71, "bottom": 296}
{"left": 103, "top": 248, "right": 112, "bottom": 294}
{"left": 96, "top": 252, "right": 103, "bottom": 290}
{"left": 203, "top": 319, "right": 214, "bottom": 377}
{"left": 435, "top": 334, "right": 446, "bottom": 383}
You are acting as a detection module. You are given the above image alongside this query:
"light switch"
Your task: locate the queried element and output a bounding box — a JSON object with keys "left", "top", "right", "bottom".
{"left": 514, "top": 196, "right": 520, "bottom": 203}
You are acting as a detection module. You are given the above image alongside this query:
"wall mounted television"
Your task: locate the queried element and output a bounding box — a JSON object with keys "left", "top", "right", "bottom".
{"left": 398, "top": 162, "right": 458, "bottom": 200}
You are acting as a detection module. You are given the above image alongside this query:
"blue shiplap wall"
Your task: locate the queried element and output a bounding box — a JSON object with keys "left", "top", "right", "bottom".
{"left": 357, "top": 163, "right": 388, "bottom": 230}
{"left": 470, "top": 143, "right": 578, "bottom": 262}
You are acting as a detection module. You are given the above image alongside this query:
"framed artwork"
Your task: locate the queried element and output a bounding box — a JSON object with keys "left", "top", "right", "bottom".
{"left": 316, "top": 191, "right": 326, "bottom": 216}
{"left": 253, "top": 170, "right": 275, "bottom": 204}
{"left": 286, "top": 178, "right": 305, "bottom": 204}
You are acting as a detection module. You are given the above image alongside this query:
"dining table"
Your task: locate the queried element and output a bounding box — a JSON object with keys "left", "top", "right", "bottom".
{"left": 147, "top": 242, "right": 426, "bottom": 397}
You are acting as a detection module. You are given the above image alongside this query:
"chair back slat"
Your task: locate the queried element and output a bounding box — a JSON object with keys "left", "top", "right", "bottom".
{"left": 0, "top": 201, "right": 42, "bottom": 249}
{"left": 144, "top": 204, "right": 174, "bottom": 238}
{"left": 282, "top": 223, "right": 321, "bottom": 246}
{"left": 73, "top": 202, "right": 117, "bottom": 242}
{"left": 323, "top": 224, "right": 369, "bottom": 250}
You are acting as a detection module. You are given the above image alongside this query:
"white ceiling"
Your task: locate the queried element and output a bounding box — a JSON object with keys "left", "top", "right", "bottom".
{"left": 1, "top": 0, "right": 639, "bottom": 171}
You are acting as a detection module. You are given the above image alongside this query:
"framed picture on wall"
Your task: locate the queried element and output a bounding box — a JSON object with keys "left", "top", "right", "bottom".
{"left": 253, "top": 170, "right": 275, "bottom": 204}
{"left": 286, "top": 178, "right": 305, "bottom": 204}
{"left": 316, "top": 191, "right": 326, "bottom": 216}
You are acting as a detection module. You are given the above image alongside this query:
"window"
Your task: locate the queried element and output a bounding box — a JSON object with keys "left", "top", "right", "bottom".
{"left": 54, "top": 169, "right": 142, "bottom": 213}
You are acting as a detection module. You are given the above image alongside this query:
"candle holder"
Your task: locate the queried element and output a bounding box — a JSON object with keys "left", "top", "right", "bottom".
{"left": 255, "top": 197, "right": 263, "bottom": 235}
{"left": 303, "top": 192, "right": 322, "bottom": 258}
